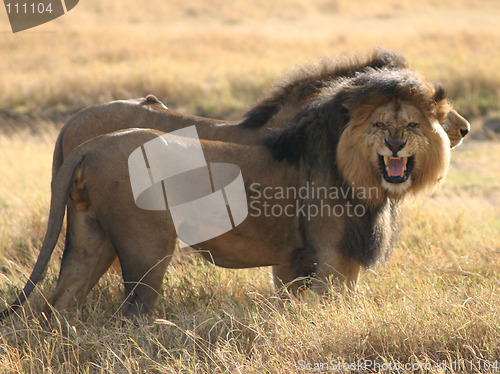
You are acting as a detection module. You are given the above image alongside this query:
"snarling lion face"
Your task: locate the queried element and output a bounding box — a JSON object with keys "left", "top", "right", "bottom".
{"left": 337, "top": 99, "right": 451, "bottom": 200}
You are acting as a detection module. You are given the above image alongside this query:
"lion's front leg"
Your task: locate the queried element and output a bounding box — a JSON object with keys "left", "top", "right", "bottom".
{"left": 302, "top": 215, "right": 362, "bottom": 295}
{"left": 272, "top": 264, "right": 298, "bottom": 295}
{"left": 272, "top": 245, "right": 320, "bottom": 296}
{"left": 311, "top": 255, "right": 361, "bottom": 294}
{"left": 273, "top": 255, "right": 361, "bottom": 297}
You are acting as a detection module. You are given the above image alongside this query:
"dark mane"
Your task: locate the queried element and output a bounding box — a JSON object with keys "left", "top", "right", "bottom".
{"left": 340, "top": 199, "right": 401, "bottom": 267}
{"left": 263, "top": 68, "right": 449, "bottom": 170}
{"left": 240, "top": 48, "right": 408, "bottom": 128}
{"left": 264, "top": 67, "right": 449, "bottom": 269}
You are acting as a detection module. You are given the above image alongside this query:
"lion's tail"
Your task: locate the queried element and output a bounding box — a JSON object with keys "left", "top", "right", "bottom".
{"left": 0, "top": 151, "right": 85, "bottom": 321}
{"left": 51, "top": 125, "right": 65, "bottom": 186}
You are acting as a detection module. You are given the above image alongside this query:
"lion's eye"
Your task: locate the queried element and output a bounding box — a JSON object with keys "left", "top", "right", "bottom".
{"left": 408, "top": 122, "right": 419, "bottom": 129}
{"left": 373, "top": 122, "right": 385, "bottom": 128}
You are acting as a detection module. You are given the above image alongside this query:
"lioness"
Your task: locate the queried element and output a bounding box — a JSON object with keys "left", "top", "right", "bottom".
{"left": 1, "top": 68, "right": 452, "bottom": 318}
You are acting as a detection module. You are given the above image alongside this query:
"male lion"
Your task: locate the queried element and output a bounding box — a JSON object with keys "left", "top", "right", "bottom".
{"left": 1, "top": 68, "right": 452, "bottom": 319}
{"left": 51, "top": 49, "right": 469, "bottom": 183}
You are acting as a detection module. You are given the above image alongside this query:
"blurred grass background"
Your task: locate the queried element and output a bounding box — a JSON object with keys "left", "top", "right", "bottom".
{"left": 1, "top": 0, "right": 500, "bottom": 127}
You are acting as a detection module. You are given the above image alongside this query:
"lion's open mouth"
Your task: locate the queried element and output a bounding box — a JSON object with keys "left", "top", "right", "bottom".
{"left": 379, "top": 155, "right": 414, "bottom": 184}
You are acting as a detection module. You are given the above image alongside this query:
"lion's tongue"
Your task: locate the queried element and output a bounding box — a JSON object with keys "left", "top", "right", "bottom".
{"left": 385, "top": 157, "right": 406, "bottom": 177}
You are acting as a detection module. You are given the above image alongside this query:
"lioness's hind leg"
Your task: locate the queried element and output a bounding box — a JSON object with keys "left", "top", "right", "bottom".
{"left": 45, "top": 203, "right": 117, "bottom": 314}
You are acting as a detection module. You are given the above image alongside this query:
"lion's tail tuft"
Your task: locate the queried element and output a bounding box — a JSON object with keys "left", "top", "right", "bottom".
{"left": 0, "top": 152, "right": 85, "bottom": 321}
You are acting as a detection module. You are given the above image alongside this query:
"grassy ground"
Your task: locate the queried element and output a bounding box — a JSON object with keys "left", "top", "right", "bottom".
{"left": 1, "top": 0, "right": 499, "bottom": 372}
{"left": 0, "top": 131, "right": 498, "bottom": 373}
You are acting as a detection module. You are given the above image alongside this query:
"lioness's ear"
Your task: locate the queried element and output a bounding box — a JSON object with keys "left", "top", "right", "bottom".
{"left": 432, "top": 82, "right": 451, "bottom": 124}
{"left": 432, "top": 82, "right": 446, "bottom": 103}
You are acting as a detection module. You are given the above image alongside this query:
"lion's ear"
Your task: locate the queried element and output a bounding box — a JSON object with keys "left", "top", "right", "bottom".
{"left": 339, "top": 105, "right": 351, "bottom": 125}
{"left": 263, "top": 110, "right": 313, "bottom": 164}
{"left": 323, "top": 90, "right": 352, "bottom": 128}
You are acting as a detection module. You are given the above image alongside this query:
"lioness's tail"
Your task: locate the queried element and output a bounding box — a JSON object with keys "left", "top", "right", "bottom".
{"left": 0, "top": 151, "right": 85, "bottom": 320}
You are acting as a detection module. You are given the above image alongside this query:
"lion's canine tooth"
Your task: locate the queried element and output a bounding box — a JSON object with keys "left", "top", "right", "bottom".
{"left": 384, "top": 156, "right": 391, "bottom": 176}
{"left": 401, "top": 157, "right": 408, "bottom": 176}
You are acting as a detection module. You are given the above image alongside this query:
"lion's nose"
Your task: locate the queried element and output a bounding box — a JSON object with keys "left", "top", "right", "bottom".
{"left": 385, "top": 139, "right": 407, "bottom": 154}
{"left": 460, "top": 128, "right": 469, "bottom": 137}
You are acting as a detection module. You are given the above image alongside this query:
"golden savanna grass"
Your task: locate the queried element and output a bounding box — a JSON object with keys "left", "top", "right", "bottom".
{"left": 1, "top": 0, "right": 500, "bottom": 123}
{"left": 1, "top": 0, "right": 499, "bottom": 372}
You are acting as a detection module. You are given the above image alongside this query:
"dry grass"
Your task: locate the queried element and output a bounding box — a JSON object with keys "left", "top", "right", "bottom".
{"left": 0, "top": 132, "right": 499, "bottom": 372}
{"left": 1, "top": 0, "right": 499, "bottom": 372}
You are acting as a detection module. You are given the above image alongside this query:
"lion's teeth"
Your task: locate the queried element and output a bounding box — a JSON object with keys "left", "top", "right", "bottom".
{"left": 384, "top": 155, "right": 408, "bottom": 178}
